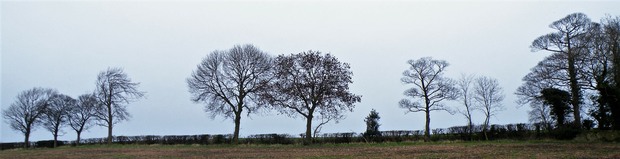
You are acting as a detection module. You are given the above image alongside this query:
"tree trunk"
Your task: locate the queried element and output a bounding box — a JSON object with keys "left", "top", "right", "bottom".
{"left": 483, "top": 117, "right": 489, "bottom": 140}
{"left": 53, "top": 133, "right": 58, "bottom": 148}
{"left": 76, "top": 131, "right": 82, "bottom": 146}
{"left": 467, "top": 110, "right": 473, "bottom": 141}
{"left": 611, "top": 94, "right": 620, "bottom": 130}
{"left": 612, "top": 31, "right": 620, "bottom": 130}
{"left": 233, "top": 112, "right": 241, "bottom": 144}
{"left": 305, "top": 115, "right": 313, "bottom": 145}
{"left": 468, "top": 121, "right": 473, "bottom": 141}
{"left": 24, "top": 130, "right": 30, "bottom": 149}
{"left": 107, "top": 103, "right": 113, "bottom": 144}
{"left": 107, "top": 122, "right": 113, "bottom": 144}
{"left": 568, "top": 48, "right": 582, "bottom": 128}
{"left": 424, "top": 110, "right": 430, "bottom": 142}
{"left": 107, "top": 87, "right": 114, "bottom": 145}
{"left": 53, "top": 124, "right": 60, "bottom": 148}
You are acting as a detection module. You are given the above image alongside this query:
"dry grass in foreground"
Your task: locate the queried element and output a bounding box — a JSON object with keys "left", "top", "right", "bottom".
{"left": 1, "top": 140, "right": 619, "bottom": 159}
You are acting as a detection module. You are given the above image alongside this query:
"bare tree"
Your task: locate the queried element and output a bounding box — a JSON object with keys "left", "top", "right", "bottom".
{"left": 312, "top": 112, "right": 341, "bottom": 138}
{"left": 42, "top": 93, "right": 75, "bottom": 148}
{"left": 261, "top": 51, "right": 361, "bottom": 145}
{"left": 528, "top": 100, "right": 553, "bottom": 131}
{"left": 68, "top": 93, "right": 98, "bottom": 146}
{"left": 2, "top": 88, "right": 57, "bottom": 148}
{"left": 399, "top": 57, "right": 458, "bottom": 142}
{"left": 531, "top": 12, "right": 593, "bottom": 128}
{"left": 187, "top": 44, "right": 272, "bottom": 144}
{"left": 516, "top": 55, "right": 568, "bottom": 129}
{"left": 456, "top": 73, "right": 476, "bottom": 139}
{"left": 473, "top": 76, "right": 505, "bottom": 140}
{"left": 94, "top": 67, "right": 145, "bottom": 144}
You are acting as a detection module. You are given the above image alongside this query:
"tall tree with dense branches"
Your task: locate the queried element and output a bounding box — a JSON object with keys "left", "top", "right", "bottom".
{"left": 530, "top": 12, "right": 593, "bottom": 128}
{"left": 68, "top": 93, "right": 98, "bottom": 145}
{"left": 590, "top": 16, "right": 620, "bottom": 130}
{"left": 187, "top": 44, "right": 273, "bottom": 144}
{"left": 399, "top": 57, "right": 458, "bottom": 142}
{"left": 94, "top": 67, "right": 145, "bottom": 144}
{"left": 41, "top": 93, "right": 75, "bottom": 148}
{"left": 2, "top": 88, "right": 57, "bottom": 148}
{"left": 261, "top": 51, "right": 361, "bottom": 145}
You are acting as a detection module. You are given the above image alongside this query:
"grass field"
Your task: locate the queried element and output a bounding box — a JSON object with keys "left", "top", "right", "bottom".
{"left": 1, "top": 140, "right": 619, "bottom": 158}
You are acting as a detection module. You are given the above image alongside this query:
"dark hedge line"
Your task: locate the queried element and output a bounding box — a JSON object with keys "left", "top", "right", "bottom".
{"left": 244, "top": 134, "right": 294, "bottom": 144}
{"left": 0, "top": 123, "right": 580, "bottom": 150}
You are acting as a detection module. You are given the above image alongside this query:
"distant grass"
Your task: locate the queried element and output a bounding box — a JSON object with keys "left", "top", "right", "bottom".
{"left": 1, "top": 140, "right": 619, "bottom": 159}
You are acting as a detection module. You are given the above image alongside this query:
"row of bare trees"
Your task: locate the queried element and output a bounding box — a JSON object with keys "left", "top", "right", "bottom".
{"left": 517, "top": 13, "right": 620, "bottom": 130}
{"left": 399, "top": 57, "right": 505, "bottom": 142}
{"left": 13, "top": 13, "right": 617, "bottom": 146}
{"left": 187, "top": 45, "right": 361, "bottom": 145}
{"left": 2, "top": 68, "right": 144, "bottom": 148}
{"left": 187, "top": 44, "right": 510, "bottom": 144}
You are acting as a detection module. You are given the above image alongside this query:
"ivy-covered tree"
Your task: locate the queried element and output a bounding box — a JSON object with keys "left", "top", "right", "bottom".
{"left": 540, "top": 88, "right": 572, "bottom": 127}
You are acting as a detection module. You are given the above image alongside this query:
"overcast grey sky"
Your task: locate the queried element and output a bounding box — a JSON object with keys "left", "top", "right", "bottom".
{"left": 2, "top": 1, "right": 620, "bottom": 142}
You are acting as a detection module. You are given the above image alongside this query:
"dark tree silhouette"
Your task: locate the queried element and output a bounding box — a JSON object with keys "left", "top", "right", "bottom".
{"left": 531, "top": 12, "right": 593, "bottom": 128}
{"left": 42, "top": 93, "right": 75, "bottom": 148}
{"left": 2, "top": 88, "right": 57, "bottom": 148}
{"left": 474, "top": 76, "right": 505, "bottom": 140}
{"left": 363, "top": 109, "right": 381, "bottom": 142}
{"left": 94, "top": 67, "right": 145, "bottom": 144}
{"left": 605, "top": 17, "right": 620, "bottom": 130}
{"left": 261, "top": 51, "right": 361, "bottom": 145}
{"left": 540, "top": 88, "right": 572, "bottom": 127}
{"left": 581, "top": 20, "right": 615, "bottom": 130}
{"left": 187, "top": 44, "right": 272, "bottom": 144}
{"left": 589, "top": 16, "right": 620, "bottom": 130}
{"left": 399, "top": 57, "right": 458, "bottom": 142}
{"left": 68, "top": 93, "right": 98, "bottom": 145}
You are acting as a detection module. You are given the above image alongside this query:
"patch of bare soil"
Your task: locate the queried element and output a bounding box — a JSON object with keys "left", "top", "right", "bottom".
{"left": 1, "top": 142, "right": 619, "bottom": 159}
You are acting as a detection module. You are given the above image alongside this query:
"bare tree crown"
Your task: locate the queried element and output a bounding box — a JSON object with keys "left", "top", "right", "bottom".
{"left": 187, "top": 44, "right": 273, "bottom": 144}
{"left": 261, "top": 50, "right": 361, "bottom": 144}
{"left": 187, "top": 44, "right": 272, "bottom": 119}
{"left": 263, "top": 51, "right": 361, "bottom": 118}
{"left": 2, "top": 87, "right": 57, "bottom": 147}
{"left": 93, "top": 67, "right": 144, "bottom": 144}
{"left": 399, "top": 57, "right": 458, "bottom": 113}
